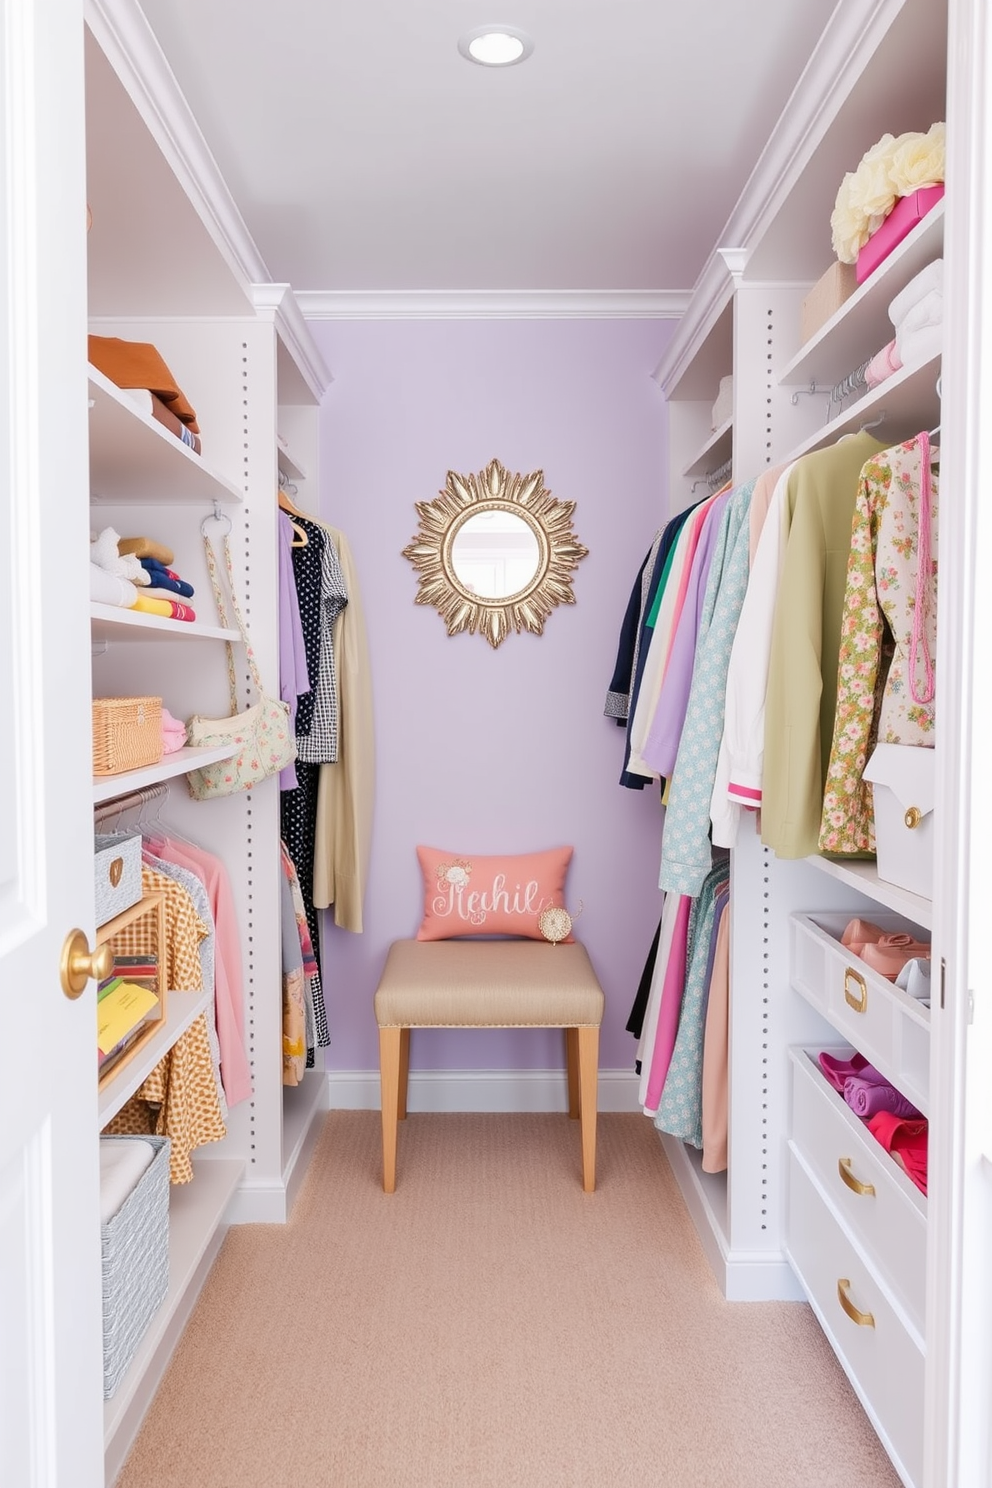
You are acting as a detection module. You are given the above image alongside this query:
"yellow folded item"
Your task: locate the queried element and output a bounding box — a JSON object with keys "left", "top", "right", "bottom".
{"left": 97, "top": 981, "right": 159, "bottom": 1055}
{"left": 130, "top": 595, "right": 176, "bottom": 617}
{"left": 118, "top": 536, "right": 175, "bottom": 565}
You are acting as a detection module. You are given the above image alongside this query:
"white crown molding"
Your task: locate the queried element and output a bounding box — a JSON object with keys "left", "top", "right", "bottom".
{"left": 325, "top": 1068, "right": 641, "bottom": 1114}
{"left": 250, "top": 284, "right": 333, "bottom": 401}
{"left": 296, "top": 290, "right": 690, "bottom": 321}
{"left": 653, "top": 0, "right": 902, "bottom": 393}
{"left": 85, "top": 0, "right": 269, "bottom": 301}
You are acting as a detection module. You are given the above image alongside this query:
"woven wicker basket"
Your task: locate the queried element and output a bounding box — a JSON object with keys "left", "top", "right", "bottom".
{"left": 92, "top": 696, "right": 163, "bottom": 776}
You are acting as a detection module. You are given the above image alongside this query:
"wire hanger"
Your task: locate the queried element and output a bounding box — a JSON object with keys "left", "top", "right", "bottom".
{"left": 859, "top": 410, "right": 886, "bottom": 433}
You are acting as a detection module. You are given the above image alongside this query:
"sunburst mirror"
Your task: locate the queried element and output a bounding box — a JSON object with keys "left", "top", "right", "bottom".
{"left": 402, "top": 459, "right": 589, "bottom": 649}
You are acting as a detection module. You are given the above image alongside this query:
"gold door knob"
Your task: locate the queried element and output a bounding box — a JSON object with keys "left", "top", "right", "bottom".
{"left": 904, "top": 806, "right": 923, "bottom": 829}
{"left": 60, "top": 929, "right": 113, "bottom": 1000}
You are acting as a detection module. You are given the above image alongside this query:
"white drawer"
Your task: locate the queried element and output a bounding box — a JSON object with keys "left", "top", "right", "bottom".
{"left": 787, "top": 1151, "right": 924, "bottom": 1488}
{"left": 791, "top": 1047, "right": 926, "bottom": 1335}
{"left": 790, "top": 912, "right": 930, "bottom": 1114}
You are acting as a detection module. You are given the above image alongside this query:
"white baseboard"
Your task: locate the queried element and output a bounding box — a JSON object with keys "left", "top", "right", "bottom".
{"left": 326, "top": 1068, "right": 641, "bottom": 1113}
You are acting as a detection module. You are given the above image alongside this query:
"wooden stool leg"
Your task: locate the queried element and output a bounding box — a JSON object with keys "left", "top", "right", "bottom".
{"left": 565, "top": 1028, "right": 580, "bottom": 1119}
{"left": 379, "top": 1026, "right": 402, "bottom": 1193}
{"left": 577, "top": 1026, "right": 599, "bottom": 1193}
{"left": 398, "top": 1027, "right": 411, "bottom": 1121}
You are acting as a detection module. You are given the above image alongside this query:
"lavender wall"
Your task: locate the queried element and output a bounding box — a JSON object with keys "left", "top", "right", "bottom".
{"left": 311, "top": 317, "right": 675, "bottom": 1075}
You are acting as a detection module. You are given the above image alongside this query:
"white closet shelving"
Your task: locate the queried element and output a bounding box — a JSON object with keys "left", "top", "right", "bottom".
{"left": 82, "top": 1, "right": 332, "bottom": 1478}
{"left": 652, "top": 0, "right": 959, "bottom": 1483}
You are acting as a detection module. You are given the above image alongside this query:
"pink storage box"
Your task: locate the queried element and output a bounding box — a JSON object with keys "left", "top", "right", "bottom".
{"left": 856, "top": 185, "right": 945, "bottom": 284}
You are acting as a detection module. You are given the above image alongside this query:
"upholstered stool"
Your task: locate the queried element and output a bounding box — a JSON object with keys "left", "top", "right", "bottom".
{"left": 374, "top": 939, "right": 605, "bottom": 1193}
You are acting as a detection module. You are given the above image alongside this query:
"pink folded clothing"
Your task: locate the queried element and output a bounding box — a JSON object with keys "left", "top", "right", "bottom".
{"left": 818, "top": 1050, "right": 871, "bottom": 1092}
{"left": 843, "top": 1074, "right": 921, "bottom": 1120}
{"left": 160, "top": 707, "right": 187, "bottom": 755}
{"left": 868, "top": 1110, "right": 928, "bottom": 1195}
{"left": 865, "top": 338, "right": 902, "bottom": 388}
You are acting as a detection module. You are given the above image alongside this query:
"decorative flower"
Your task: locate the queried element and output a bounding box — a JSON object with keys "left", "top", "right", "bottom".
{"left": 889, "top": 121, "right": 946, "bottom": 195}
{"left": 831, "top": 123, "right": 945, "bottom": 263}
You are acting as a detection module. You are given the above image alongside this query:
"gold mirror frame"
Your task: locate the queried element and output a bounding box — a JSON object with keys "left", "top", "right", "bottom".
{"left": 402, "top": 459, "right": 589, "bottom": 649}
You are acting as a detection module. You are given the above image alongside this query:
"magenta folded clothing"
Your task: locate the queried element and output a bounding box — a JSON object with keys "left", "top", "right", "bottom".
{"left": 843, "top": 1075, "right": 921, "bottom": 1120}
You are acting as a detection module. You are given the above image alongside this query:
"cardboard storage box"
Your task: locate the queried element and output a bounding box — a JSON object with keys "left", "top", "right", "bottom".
{"left": 801, "top": 261, "right": 858, "bottom": 345}
{"left": 863, "top": 743, "right": 935, "bottom": 900}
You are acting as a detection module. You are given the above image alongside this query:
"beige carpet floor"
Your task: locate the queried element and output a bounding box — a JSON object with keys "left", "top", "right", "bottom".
{"left": 115, "top": 1112, "right": 900, "bottom": 1488}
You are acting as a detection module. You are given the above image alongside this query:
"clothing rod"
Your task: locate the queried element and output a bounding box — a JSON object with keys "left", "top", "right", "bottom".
{"left": 93, "top": 782, "right": 168, "bottom": 825}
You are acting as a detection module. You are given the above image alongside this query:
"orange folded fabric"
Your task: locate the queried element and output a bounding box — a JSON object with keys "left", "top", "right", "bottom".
{"left": 88, "top": 335, "right": 200, "bottom": 433}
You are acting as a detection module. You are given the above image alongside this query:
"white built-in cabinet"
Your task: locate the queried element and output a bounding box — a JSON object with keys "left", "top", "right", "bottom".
{"left": 79, "top": 1, "right": 331, "bottom": 1480}
{"left": 654, "top": 0, "right": 992, "bottom": 1483}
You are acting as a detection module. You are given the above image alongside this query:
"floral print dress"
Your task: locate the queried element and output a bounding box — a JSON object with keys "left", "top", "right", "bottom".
{"left": 818, "top": 436, "right": 938, "bottom": 856}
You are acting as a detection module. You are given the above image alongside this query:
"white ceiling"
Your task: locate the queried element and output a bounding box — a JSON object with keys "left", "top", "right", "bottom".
{"left": 139, "top": 0, "right": 838, "bottom": 298}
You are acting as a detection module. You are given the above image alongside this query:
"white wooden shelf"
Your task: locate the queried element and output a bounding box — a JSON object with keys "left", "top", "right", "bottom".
{"left": 781, "top": 352, "right": 941, "bottom": 466}
{"left": 103, "top": 1154, "right": 244, "bottom": 1474}
{"left": 804, "top": 855, "right": 932, "bottom": 932}
{"left": 92, "top": 744, "right": 238, "bottom": 804}
{"left": 90, "top": 603, "right": 238, "bottom": 645}
{"left": 88, "top": 366, "right": 242, "bottom": 506}
{"left": 681, "top": 416, "right": 733, "bottom": 479}
{"left": 98, "top": 989, "right": 211, "bottom": 1127}
{"left": 277, "top": 441, "right": 309, "bottom": 483}
{"left": 779, "top": 203, "right": 945, "bottom": 390}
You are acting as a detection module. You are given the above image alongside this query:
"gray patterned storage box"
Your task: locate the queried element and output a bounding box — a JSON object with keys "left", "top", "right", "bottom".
{"left": 94, "top": 831, "right": 143, "bottom": 928}
{"left": 101, "top": 1135, "right": 170, "bottom": 1399}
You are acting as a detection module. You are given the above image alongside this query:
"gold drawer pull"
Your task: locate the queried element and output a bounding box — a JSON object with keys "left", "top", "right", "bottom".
{"left": 837, "top": 1278, "right": 875, "bottom": 1329}
{"left": 838, "top": 1157, "right": 875, "bottom": 1197}
{"left": 844, "top": 966, "right": 868, "bottom": 1013}
{"left": 904, "top": 806, "right": 923, "bottom": 830}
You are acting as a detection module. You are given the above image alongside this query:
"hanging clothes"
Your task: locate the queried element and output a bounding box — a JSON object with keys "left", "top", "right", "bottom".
{"left": 277, "top": 510, "right": 311, "bottom": 792}
{"left": 312, "top": 524, "right": 375, "bottom": 934}
{"left": 641, "top": 488, "right": 732, "bottom": 778}
{"left": 760, "top": 432, "right": 884, "bottom": 859}
{"left": 660, "top": 481, "right": 753, "bottom": 896}
{"left": 295, "top": 515, "right": 348, "bottom": 766}
{"left": 104, "top": 864, "right": 226, "bottom": 1184}
{"left": 818, "top": 434, "right": 939, "bottom": 855}
{"left": 655, "top": 859, "right": 730, "bottom": 1147}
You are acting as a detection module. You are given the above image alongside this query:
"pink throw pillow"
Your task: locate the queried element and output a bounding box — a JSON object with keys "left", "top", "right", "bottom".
{"left": 416, "top": 845, "right": 574, "bottom": 942}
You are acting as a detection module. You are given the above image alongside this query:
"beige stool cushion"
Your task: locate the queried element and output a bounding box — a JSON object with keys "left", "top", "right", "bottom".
{"left": 374, "top": 939, "right": 604, "bottom": 1028}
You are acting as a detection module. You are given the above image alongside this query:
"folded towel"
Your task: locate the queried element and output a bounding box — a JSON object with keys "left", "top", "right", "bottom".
{"left": 141, "top": 576, "right": 195, "bottom": 599}
{"left": 130, "top": 594, "right": 197, "bottom": 622}
{"left": 99, "top": 1138, "right": 156, "bottom": 1225}
{"left": 139, "top": 560, "right": 194, "bottom": 598}
{"left": 144, "top": 585, "right": 197, "bottom": 602}
{"left": 897, "top": 288, "right": 943, "bottom": 340}
{"left": 896, "top": 319, "right": 942, "bottom": 368}
{"left": 865, "top": 339, "right": 903, "bottom": 389}
{"left": 843, "top": 1074, "right": 921, "bottom": 1120}
{"left": 118, "top": 536, "right": 175, "bottom": 566}
{"left": 160, "top": 707, "right": 188, "bottom": 753}
{"left": 90, "top": 526, "right": 149, "bottom": 584}
{"left": 90, "top": 562, "right": 138, "bottom": 608}
{"left": 888, "top": 257, "right": 944, "bottom": 326}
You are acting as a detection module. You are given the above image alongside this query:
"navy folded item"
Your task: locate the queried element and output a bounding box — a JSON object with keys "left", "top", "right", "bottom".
{"left": 138, "top": 559, "right": 194, "bottom": 598}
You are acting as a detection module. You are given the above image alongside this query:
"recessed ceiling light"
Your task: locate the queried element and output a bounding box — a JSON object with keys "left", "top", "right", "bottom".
{"left": 458, "top": 26, "right": 534, "bottom": 67}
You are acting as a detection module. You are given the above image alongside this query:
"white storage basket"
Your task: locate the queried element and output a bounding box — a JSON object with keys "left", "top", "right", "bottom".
{"left": 101, "top": 1135, "right": 170, "bottom": 1399}
{"left": 94, "top": 832, "right": 143, "bottom": 928}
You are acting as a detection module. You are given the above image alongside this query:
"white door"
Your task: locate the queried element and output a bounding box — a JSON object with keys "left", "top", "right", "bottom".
{"left": 0, "top": 2, "right": 104, "bottom": 1484}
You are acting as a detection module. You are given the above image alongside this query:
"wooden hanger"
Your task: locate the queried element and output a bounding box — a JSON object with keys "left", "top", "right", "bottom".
{"left": 278, "top": 487, "right": 308, "bottom": 548}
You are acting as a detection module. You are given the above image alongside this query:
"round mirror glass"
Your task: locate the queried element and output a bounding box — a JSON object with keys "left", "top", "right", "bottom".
{"left": 450, "top": 510, "right": 541, "bottom": 598}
